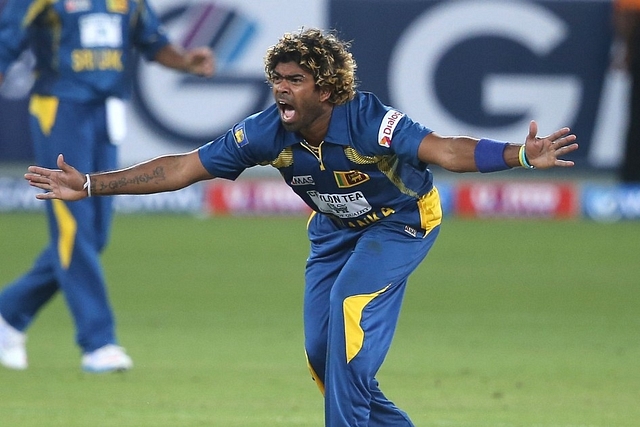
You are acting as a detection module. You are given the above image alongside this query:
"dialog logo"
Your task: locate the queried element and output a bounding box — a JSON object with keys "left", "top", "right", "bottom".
{"left": 378, "top": 109, "right": 405, "bottom": 148}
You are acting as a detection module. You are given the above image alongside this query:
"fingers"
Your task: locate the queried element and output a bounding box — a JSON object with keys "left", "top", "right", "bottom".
{"left": 554, "top": 134, "right": 578, "bottom": 149}
{"left": 24, "top": 154, "right": 87, "bottom": 201}
{"left": 24, "top": 172, "right": 50, "bottom": 185}
{"left": 57, "top": 153, "right": 68, "bottom": 170}
{"left": 554, "top": 159, "right": 575, "bottom": 168}
{"left": 555, "top": 140, "right": 579, "bottom": 155}
{"left": 26, "top": 154, "right": 67, "bottom": 176}
{"left": 25, "top": 164, "right": 57, "bottom": 196}
{"left": 548, "top": 135, "right": 579, "bottom": 168}
{"left": 527, "top": 120, "right": 538, "bottom": 139}
{"left": 35, "top": 192, "right": 56, "bottom": 200}
{"left": 24, "top": 172, "right": 55, "bottom": 196}
{"left": 528, "top": 121, "right": 575, "bottom": 147}
{"left": 57, "top": 153, "right": 80, "bottom": 174}
{"left": 25, "top": 176, "right": 54, "bottom": 199}
{"left": 545, "top": 127, "right": 573, "bottom": 144}
{"left": 26, "top": 165, "right": 54, "bottom": 177}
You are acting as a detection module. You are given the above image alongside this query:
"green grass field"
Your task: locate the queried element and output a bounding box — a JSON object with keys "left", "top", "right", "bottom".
{"left": 1, "top": 212, "right": 639, "bottom": 427}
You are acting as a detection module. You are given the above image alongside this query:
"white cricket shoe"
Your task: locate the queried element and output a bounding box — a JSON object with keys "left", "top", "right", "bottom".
{"left": 81, "top": 344, "right": 133, "bottom": 373}
{"left": 0, "top": 314, "right": 28, "bottom": 370}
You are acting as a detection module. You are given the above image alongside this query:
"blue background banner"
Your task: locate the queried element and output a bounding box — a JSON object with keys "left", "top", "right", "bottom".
{"left": 329, "top": 0, "right": 613, "bottom": 168}
{"left": 0, "top": 0, "right": 620, "bottom": 169}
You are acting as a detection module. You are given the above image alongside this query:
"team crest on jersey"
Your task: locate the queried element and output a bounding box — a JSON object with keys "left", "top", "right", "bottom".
{"left": 378, "top": 109, "right": 405, "bottom": 148}
{"left": 107, "top": 0, "right": 128, "bottom": 14}
{"left": 291, "top": 175, "right": 315, "bottom": 186}
{"left": 233, "top": 123, "right": 248, "bottom": 148}
{"left": 334, "top": 171, "right": 369, "bottom": 188}
{"left": 65, "top": 0, "right": 91, "bottom": 12}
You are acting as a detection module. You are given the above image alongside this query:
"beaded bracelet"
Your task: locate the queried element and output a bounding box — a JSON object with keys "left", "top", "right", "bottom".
{"left": 518, "top": 145, "right": 535, "bottom": 169}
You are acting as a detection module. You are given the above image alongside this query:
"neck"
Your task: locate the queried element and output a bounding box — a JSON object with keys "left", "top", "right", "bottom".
{"left": 300, "top": 105, "right": 333, "bottom": 147}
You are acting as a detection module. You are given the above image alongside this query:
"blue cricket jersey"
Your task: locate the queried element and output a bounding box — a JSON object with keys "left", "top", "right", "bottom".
{"left": 0, "top": 0, "right": 169, "bottom": 101}
{"left": 199, "top": 91, "right": 440, "bottom": 231}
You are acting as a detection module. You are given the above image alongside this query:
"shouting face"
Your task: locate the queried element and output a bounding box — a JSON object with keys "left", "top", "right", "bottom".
{"left": 271, "top": 61, "right": 332, "bottom": 142}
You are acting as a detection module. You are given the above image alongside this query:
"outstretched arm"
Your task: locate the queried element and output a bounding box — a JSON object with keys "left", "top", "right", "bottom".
{"left": 417, "top": 120, "right": 578, "bottom": 172}
{"left": 25, "top": 150, "right": 214, "bottom": 201}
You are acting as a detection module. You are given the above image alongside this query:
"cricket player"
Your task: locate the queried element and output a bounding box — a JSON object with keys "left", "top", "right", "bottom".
{"left": 23, "top": 28, "right": 577, "bottom": 425}
{"left": 0, "top": 0, "right": 214, "bottom": 372}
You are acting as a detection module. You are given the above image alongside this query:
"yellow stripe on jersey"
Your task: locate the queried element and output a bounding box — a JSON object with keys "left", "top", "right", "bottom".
{"left": 343, "top": 285, "right": 389, "bottom": 363}
{"left": 305, "top": 352, "right": 325, "bottom": 395}
{"left": 343, "top": 146, "right": 378, "bottom": 165}
{"left": 417, "top": 186, "right": 442, "bottom": 235}
{"left": 267, "top": 146, "right": 293, "bottom": 168}
{"left": 52, "top": 200, "right": 77, "bottom": 269}
{"left": 29, "top": 95, "right": 59, "bottom": 136}
{"left": 376, "top": 155, "right": 422, "bottom": 199}
{"left": 306, "top": 211, "right": 317, "bottom": 230}
{"left": 23, "top": 0, "right": 54, "bottom": 27}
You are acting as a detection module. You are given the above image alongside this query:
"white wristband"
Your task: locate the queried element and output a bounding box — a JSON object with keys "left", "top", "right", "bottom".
{"left": 83, "top": 174, "right": 92, "bottom": 197}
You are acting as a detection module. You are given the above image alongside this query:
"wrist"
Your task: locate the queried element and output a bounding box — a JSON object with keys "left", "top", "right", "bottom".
{"left": 474, "top": 138, "right": 511, "bottom": 173}
{"left": 83, "top": 174, "right": 92, "bottom": 197}
{"left": 518, "top": 145, "right": 535, "bottom": 169}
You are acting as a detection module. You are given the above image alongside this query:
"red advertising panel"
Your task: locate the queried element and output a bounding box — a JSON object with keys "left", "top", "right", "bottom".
{"left": 455, "top": 182, "right": 579, "bottom": 218}
{"left": 205, "top": 179, "right": 311, "bottom": 216}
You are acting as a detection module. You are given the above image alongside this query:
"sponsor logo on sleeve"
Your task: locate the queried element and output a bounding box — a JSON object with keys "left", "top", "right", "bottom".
{"left": 107, "top": 0, "right": 128, "bottom": 14}
{"left": 233, "top": 123, "right": 249, "bottom": 148}
{"left": 378, "top": 109, "right": 405, "bottom": 148}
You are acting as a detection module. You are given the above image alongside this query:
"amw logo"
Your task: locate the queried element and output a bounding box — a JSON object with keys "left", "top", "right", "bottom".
{"left": 132, "top": 2, "right": 271, "bottom": 146}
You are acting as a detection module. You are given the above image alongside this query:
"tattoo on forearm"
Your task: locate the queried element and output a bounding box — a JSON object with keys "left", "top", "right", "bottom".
{"left": 97, "top": 167, "right": 166, "bottom": 194}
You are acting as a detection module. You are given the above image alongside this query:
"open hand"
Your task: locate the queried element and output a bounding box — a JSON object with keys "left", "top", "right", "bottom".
{"left": 25, "top": 154, "right": 88, "bottom": 201}
{"left": 524, "top": 120, "right": 578, "bottom": 169}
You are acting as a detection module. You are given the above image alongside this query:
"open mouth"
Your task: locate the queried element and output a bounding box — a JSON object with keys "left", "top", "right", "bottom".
{"left": 278, "top": 101, "right": 296, "bottom": 123}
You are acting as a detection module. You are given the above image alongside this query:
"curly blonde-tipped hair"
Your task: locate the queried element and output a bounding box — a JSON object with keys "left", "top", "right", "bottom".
{"left": 264, "top": 28, "right": 357, "bottom": 105}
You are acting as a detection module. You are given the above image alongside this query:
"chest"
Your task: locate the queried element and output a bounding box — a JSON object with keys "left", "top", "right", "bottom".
{"left": 281, "top": 142, "right": 390, "bottom": 195}
{"left": 38, "top": 0, "right": 133, "bottom": 46}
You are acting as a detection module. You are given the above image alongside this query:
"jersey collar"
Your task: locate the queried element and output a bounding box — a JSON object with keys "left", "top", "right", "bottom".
{"left": 322, "top": 102, "right": 350, "bottom": 146}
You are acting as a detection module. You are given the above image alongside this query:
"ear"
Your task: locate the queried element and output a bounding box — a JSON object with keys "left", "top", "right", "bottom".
{"left": 319, "top": 87, "right": 332, "bottom": 102}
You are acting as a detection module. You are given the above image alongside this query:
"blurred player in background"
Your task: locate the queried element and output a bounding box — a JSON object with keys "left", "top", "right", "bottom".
{"left": 0, "top": 0, "right": 214, "bottom": 373}
{"left": 23, "top": 28, "right": 577, "bottom": 425}
{"left": 613, "top": 0, "right": 640, "bottom": 183}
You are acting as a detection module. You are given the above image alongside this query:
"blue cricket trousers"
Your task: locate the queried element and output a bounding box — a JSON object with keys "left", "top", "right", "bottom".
{"left": 304, "top": 212, "right": 440, "bottom": 426}
{"left": 0, "top": 96, "right": 118, "bottom": 352}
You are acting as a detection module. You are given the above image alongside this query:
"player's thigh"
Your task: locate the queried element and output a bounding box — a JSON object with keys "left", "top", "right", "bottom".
{"left": 304, "top": 238, "right": 353, "bottom": 353}
{"left": 332, "top": 222, "right": 439, "bottom": 301}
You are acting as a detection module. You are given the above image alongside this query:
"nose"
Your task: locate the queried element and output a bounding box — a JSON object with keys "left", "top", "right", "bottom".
{"left": 273, "top": 79, "right": 290, "bottom": 94}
